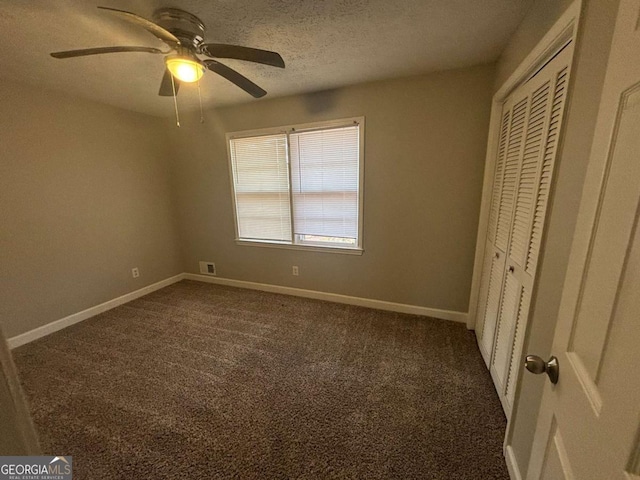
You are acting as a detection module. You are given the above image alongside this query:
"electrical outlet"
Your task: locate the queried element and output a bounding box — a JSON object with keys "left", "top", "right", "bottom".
{"left": 199, "top": 261, "right": 216, "bottom": 276}
{"left": 292, "top": 266, "right": 299, "bottom": 276}
{"left": 131, "top": 267, "right": 140, "bottom": 278}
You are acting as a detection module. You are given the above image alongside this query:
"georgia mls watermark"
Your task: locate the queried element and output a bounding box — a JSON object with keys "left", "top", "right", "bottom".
{"left": 0, "top": 456, "right": 72, "bottom": 480}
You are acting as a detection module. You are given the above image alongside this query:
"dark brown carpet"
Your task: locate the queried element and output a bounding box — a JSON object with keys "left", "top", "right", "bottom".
{"left": 13, "top": 280, "right": 508, "bottom": 479}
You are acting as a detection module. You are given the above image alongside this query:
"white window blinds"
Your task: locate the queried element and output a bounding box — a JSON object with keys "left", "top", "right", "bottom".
{"left": 228, "top": 118, "right": 363, "bottom": 251}
{"left": 229, "top": 134, "right": 291, "bottom": 242}
{"left": 290, "top": 125, "right": 360, "bottom": 241}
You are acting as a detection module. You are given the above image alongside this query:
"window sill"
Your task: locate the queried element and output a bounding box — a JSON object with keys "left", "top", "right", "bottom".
{"left": 235, "top": 239, "right": 364, "bottom": 256}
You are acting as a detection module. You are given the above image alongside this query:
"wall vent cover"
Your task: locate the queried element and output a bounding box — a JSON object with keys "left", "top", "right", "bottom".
{"left": 199, "top": 261, "right": 216, "bottom": 276}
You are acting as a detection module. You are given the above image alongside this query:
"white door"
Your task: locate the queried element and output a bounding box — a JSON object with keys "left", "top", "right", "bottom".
{"left": 0, "top": 327, "right": 40, "bottom": 454}
{"left": 476, "top": 45, "right": 573, "bottom": 416}
{"left": 526, "top": 0, "right": 640, "bottom": 478}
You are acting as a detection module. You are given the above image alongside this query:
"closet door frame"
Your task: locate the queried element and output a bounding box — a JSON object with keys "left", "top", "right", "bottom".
{"left": 466, "top": 0, "right": 582, "bottom": 458}
{"left": 469, "top": 1, "right": 582, "bottom": 334}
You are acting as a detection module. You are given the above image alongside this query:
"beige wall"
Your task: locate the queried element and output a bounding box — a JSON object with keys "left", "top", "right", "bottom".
{"left": 502, "top": 0, "right": 620, "bottom": 476}
{"left": 0, "top": 80, "right": 183, "bottom": 339}
{"left": 494, "top": 0, "right": 575, "bottom": 91}
{"left": 168, "top": 64, "right": 495, "bottom": 313}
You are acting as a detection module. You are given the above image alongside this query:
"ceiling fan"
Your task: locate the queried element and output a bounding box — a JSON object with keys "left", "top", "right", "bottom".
{"left": 50, "top": 6, "right": 285, "bottom": 99}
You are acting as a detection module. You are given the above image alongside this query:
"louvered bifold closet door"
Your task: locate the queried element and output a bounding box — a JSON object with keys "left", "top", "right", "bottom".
{"left": 478, "top": 96, "right": 529, "bottom": 359}
{"left": 503, "top": 61, "right": 571, "bottom": 410}
{"left": 475, "top": 106, "right": 511, "bottom": 363}
{"left": 527, "top": 65, "right": 570, "bottom": 274}
{"left": 491, "top": 79, "right": 552, "bottom": 411}
{"left": 489, "top": 46, "right": 573, "bottom": 415}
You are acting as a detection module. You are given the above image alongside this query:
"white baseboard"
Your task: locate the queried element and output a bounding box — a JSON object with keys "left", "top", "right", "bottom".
{"left": 505, "top": 445, "right": 523, "bottom": 480}
{"left": 8, "top": 274, "right": 185, "bottom": 349}
{"left": 8, "top": 272, "right": 469, "bottom": 349}
{"left": 183, "top": 273, "right": 468, "bottom": 324}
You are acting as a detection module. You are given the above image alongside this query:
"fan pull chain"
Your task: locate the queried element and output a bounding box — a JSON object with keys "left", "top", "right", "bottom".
{"left": 198, "top": 79, "right": 204, "bottom": 124}
{"left": 170, "top": 73, "right": 180, "bottom": 127}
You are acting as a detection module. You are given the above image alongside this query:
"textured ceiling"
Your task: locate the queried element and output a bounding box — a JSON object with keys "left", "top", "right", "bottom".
{"left": 0, "top": 0, "right": 533, "bottom": 117}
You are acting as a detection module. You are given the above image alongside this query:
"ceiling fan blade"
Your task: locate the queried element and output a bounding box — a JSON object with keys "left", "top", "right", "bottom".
{"left": 203, "top": 60, "right": 267, "bottom": 98}
{"left": 201, "top": 44, "right": 285, "bottom": 68}
{"left": 97, "top": 6, "right": 180, "bottom": 49}
{"left": 159, "top": 69, "right": 180, "bottom": 96}
{"left": 50, "top": 46, "right": 165, "bottom": 58}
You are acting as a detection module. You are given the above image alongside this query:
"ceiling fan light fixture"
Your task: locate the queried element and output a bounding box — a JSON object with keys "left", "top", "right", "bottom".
{"left": 51, "top": 7, "right": 284, "bottom": 101}
{"left": 165, "top": 55, "right": 204, "bottom": 83}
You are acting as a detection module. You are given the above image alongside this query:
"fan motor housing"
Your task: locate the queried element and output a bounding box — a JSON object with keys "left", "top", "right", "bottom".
{"left": 153, "top": 8, "right": 205, "bottom": 50}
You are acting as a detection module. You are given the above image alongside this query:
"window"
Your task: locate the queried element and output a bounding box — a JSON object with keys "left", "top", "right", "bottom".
{"left": 228, "top": 118, "right": 364, "bottom": 253}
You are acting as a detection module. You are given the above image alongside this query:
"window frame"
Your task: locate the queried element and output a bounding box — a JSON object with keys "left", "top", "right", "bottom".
{"left": 226, "top": 116, "right": 365, "bottom": 255}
